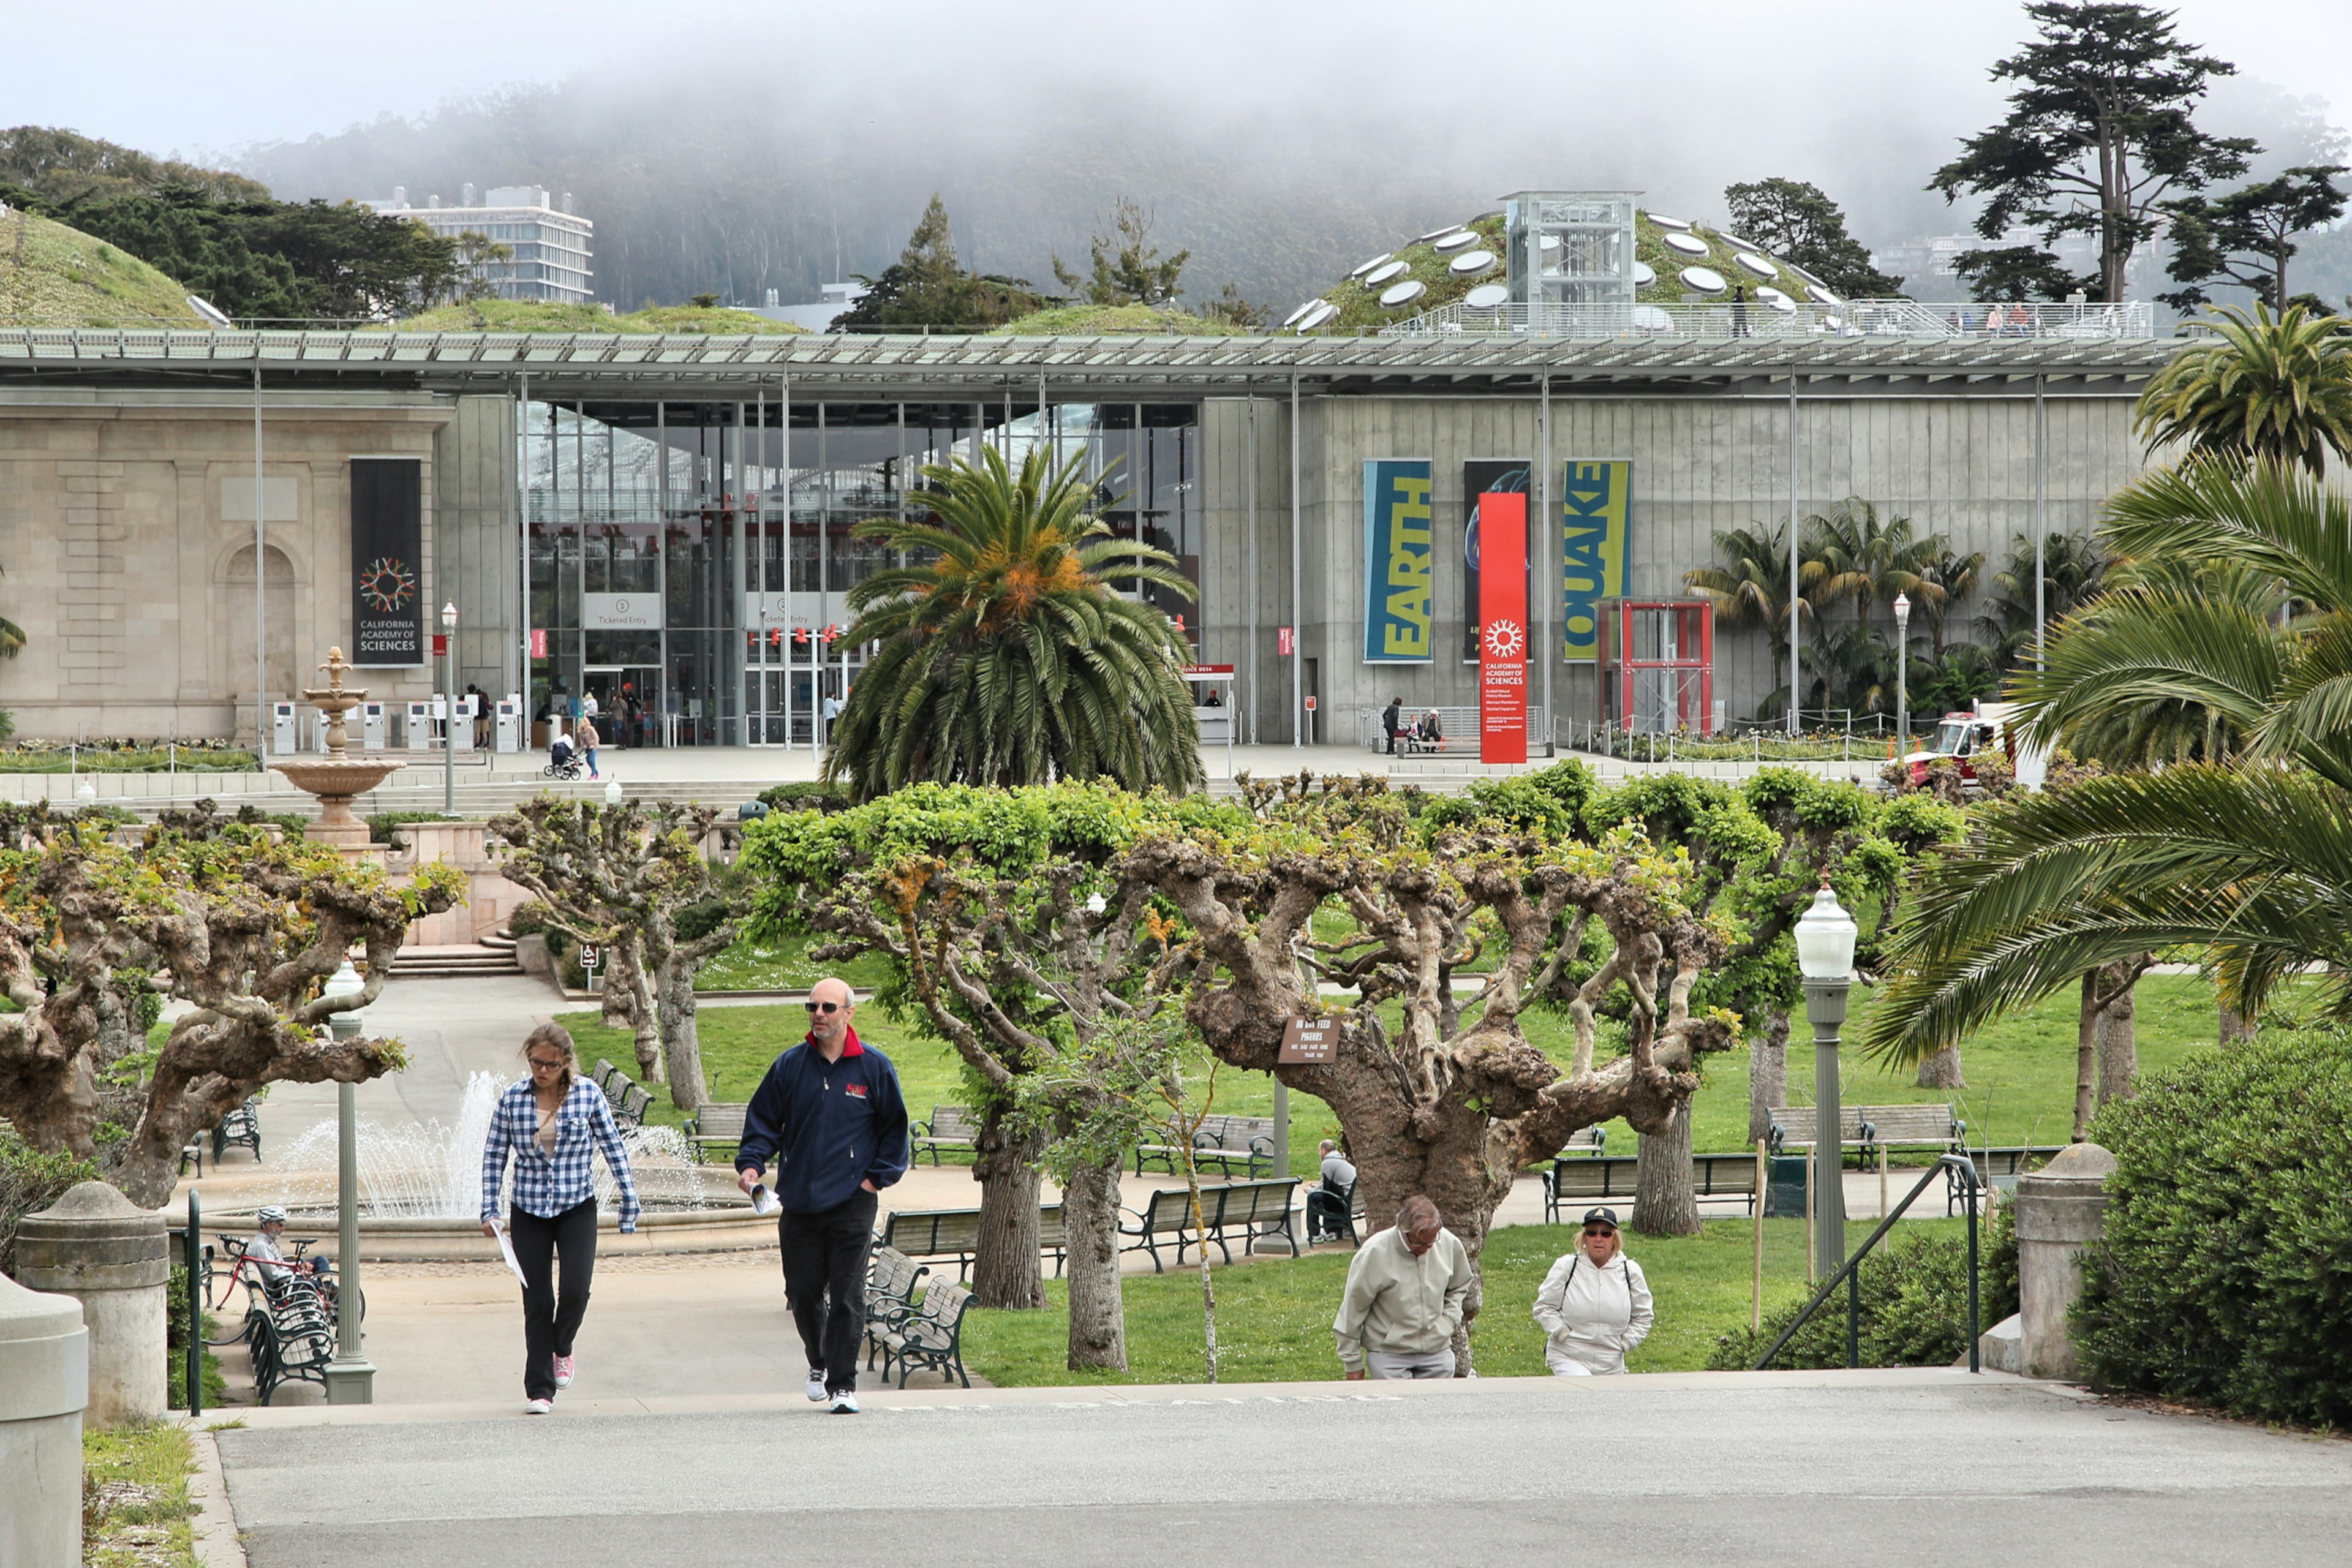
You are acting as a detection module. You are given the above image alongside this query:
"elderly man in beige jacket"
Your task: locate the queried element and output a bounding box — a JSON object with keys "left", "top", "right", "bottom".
{"left": 1333, "top": 1195, "right": 1475, "bottom": 1379}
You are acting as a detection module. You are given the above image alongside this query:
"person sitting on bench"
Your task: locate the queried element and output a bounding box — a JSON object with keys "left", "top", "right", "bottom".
{"left": 1306, "top": 1139, "right": 1355, "bottom": 1243}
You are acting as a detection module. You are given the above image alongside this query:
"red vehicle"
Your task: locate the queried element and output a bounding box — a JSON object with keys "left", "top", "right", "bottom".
{"left": 1899, "top": 701, "right": 2046, "bottom": 791}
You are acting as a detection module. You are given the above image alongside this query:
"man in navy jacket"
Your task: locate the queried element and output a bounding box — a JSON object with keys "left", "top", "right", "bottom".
{"left": 736, "top": 975, "right": 910, "bottom": 1412}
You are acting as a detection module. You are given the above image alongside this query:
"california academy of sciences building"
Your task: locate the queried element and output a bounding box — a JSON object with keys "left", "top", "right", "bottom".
{"left": 0, "top": 192, "right": 2180, "bottom": 753}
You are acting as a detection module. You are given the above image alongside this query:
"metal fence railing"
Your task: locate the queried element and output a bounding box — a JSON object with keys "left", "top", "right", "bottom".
{"left": 1381, "top": 298, "right": 2157, "bottom": 342}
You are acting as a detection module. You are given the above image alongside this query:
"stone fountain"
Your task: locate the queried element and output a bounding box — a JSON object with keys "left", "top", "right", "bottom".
{"left": 270, "top": 647, "right": 405, "bottom": 850}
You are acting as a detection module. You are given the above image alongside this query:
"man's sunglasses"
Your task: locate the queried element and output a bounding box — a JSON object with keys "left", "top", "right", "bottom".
{"left": 804, "top": 1001, "right": 845, "bottom": 1014}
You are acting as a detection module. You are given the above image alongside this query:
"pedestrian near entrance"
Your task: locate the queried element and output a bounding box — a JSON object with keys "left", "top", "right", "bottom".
{"left": 578, "top": 715, "right": 601, "bottom": 779}
{"left": 821, "top": 691, "right": 842, "bottom": 746}
{"left": 1532, "top": 1207, "right": 1652, "bottom": 1375}
{"left": 1382, "top": 696, "right": 1404, "bottom": 755}
{"left": 479, "top": 1023, "right": 640, "bottom": 1414}
{"left": 1333, "top": 1194, "right": 1473, "bottom": 1379}
{"left": 736, "top": 976, "right": 910, "bottom": 1413}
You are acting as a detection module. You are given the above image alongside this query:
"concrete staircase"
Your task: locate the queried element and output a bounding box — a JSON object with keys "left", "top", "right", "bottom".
{"left": 388, "top": 938, "right": 524, "bottom": 979}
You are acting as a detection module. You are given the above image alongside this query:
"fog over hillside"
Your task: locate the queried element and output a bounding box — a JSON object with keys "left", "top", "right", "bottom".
{"left": 220, "top": 3, "right": 2349, "bottom": 315}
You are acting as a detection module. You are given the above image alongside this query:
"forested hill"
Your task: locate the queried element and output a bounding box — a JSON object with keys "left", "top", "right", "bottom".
{"left": 234, "top": 82, "right": 1496, "bottom": 320}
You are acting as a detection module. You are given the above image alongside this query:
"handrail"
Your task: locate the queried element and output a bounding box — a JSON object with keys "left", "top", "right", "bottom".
{"left": 1754, "top": 1151, "right": 1981, "bottom": 1373}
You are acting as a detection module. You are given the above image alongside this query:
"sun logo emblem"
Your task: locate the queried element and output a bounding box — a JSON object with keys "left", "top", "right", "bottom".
{"left": 358, "top": 557, "right": 417, "bottom": 614}
{"left": 1483, "top": 618, "right": 1526, "bottom": 660}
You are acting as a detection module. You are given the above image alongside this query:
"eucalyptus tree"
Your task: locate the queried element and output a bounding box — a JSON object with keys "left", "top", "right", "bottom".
{"left": 826, "top": 447, "right": 1204, "bottom": 800}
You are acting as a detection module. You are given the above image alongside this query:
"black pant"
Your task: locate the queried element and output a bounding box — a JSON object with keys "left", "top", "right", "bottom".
{"left": 779, "top": 1189, "right": 877, "bottom": 1393}
{"left": 1306, "top": 1188, "right": 1349, "bottom": 1241}
{"left": 1385, "top": 728, "right": 1398, "bottom": 754}
{"left": 511, "top": 1199, "right": 597, "bottom": 1400}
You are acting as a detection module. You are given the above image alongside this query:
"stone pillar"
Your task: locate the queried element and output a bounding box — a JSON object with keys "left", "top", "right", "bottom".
{"left": 0, "top": 1270, "right": 88, "bottom": 1568}
{"left": 2013, "top": 1141, "right": 2116, "bottom": 1380}
{"left": 13, "top": 1180, "right": 170, "bottom": 1427}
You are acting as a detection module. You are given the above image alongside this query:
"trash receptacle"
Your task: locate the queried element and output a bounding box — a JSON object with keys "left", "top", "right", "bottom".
{"left": 1764, "top": 1155, "right": 1809, "bottom": 1218}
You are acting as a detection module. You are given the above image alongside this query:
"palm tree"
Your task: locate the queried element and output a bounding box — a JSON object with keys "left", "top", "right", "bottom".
{"left": 0, "top": 561, "right": 23, "bottom": 659}
{"left": 1915, "top": 546, "right": 1986, "bottom": 653}
{"left": 1683, "top": 522, "right": 1814, "bottom": 637}
{"left": 1976, "top": 530, "right": 2108, "bottom": 672}
{"left": 1803, "top": 497, "right": 1945, "bottom": 631}
{"left": 824, "top": 447, "right": 1204, "bottom": 799}
{"left": 1865, "top": 459, "right": 2352, "bottom": 1074}
{"left": 2135, "top": 303, "right": 2352, "bottom": 476}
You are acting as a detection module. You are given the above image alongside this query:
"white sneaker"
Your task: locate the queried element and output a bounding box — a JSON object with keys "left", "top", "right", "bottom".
{"left": 805, "top": 1370, "right": 827, "bottom": 1403}
{"left": 525, "top": 1398, "right": 553, "bottom": 1415}
{"left": 829, "top": 1390, "right": 859, "bottom": 1414}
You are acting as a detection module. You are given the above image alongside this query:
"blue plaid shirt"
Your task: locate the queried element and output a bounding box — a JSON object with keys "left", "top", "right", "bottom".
{"left": 480, "top": 1077, "right": 641, "bottom": 1232}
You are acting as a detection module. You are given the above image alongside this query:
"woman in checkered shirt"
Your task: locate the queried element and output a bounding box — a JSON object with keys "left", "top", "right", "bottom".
{"left": 480, "top": 1022, "right": 641, "bottom": 1414}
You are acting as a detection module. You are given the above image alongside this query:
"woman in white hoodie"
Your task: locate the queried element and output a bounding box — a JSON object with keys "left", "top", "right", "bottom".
{"left": 1532, "top": 1206, "right": 1654, "bottom": 1375}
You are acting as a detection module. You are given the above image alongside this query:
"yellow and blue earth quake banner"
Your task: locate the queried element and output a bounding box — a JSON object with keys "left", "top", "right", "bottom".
{"left": 1363, "top": 458, "right": 1436, "bottom": 663}
{"left": 1561, "top": 459, "right": 1631, "bottom": 663}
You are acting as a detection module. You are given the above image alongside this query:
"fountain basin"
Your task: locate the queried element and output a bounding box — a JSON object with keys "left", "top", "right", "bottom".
{"left": 271, "top": 757, "right": 408, "bottom": 848}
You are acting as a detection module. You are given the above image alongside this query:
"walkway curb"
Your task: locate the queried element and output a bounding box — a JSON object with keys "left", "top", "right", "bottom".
{"left": 184, "top": 1423, "right": 249, "bottom": 1568}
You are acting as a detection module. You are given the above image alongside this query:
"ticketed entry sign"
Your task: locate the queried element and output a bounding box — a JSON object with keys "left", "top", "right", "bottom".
{"left": 1277, "top": 1016, "right": 1339, "bottom": 1064}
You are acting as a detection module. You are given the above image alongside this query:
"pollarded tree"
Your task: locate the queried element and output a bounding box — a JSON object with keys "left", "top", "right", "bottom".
{"left": 1929, "top": 2, "right": 2254, "bottom": 303}
{"left": 490, "top": 797, "right": 741, "bottom": 1113}
{"left": 1123, "top": 769, "right": 1741, "bottom": 1370}
{"left": 744, "top": 782, "right": 1204, "bottom": 1333}
{"left": 1583, "top": 771, "right": 1964, "bottom": 1203}
{"left": 826, "top": 446, "right": 1205, "bottom": 801}
{"left": 0, "top": 812, "right": 462, "bottom": 1206}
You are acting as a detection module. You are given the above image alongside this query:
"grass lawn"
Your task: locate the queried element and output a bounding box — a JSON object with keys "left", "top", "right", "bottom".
{"left": 960, "top": 1215, "right": 1974, "bottom": 1385}
{"left": 561, "top": 971, "right": 2226, "bottom": 1169}
{"left": 81, "top": 1420, "right": 200, "bottom": 1567}
{"left": 691, "top": 931, "right": 893, "bottom": 994}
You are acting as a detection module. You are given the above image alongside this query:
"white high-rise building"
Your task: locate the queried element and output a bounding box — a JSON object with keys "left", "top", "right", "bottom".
{"left": 367, "top": 184, "right": 595, "bottom": 304}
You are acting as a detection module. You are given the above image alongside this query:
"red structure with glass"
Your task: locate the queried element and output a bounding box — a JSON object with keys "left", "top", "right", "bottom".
{"left": 1596, "top": 599, "right": 1716, "bottom": 733}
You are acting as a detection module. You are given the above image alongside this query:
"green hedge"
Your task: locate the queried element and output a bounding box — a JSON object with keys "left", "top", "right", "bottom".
{"left": 0, "top": 745, "right": 257, "bottom": 773}
{"left": 2078, "top": 1032, "right": 2352, "bottom": 1426}
{"left": 366, "top": 810, "right": 459, "bottom": 845}
{"left": 1706, "top": 1204, "right": 2019, "bottom": 1370}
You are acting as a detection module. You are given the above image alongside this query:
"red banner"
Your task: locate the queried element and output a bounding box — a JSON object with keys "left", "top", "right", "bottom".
{"left": 1478, "top": 492, "right": 1528, "bottom": 764}
{"left": 529, "top": 628, "right": 548, "bottom": 658}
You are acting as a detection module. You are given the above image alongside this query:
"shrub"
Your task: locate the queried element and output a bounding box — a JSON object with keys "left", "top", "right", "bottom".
{"left": 1707, "top": 1205, "right": 2019, "bottom": 1370}
{"left": 0, "top": 1128, "right": 96, "bottom": 1275}
{"left": 2076, "top": 1031, "right": 2352, "bottom": 1427}
{"left": 366, "top": 810, "right": 459, "bottom": 845}
{"left": 164, "top": 1264, "right": 228, "bottom": 1409}
{"left": 756, "top": 780, "right": 851, "bottom": 814}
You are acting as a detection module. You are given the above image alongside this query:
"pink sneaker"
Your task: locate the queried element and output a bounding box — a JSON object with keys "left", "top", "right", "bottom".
{"left": 554, "top": 1354, "right": 575, "bottom": 1389}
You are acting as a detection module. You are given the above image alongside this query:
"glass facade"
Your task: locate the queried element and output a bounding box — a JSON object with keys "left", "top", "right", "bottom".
{"left": 523, "top": 397, "right": 1199, "bottom": 747}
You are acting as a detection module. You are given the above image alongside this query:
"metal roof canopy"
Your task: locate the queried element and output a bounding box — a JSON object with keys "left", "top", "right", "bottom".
{"left": 0, "top": 327, "right": 2182, "bottom": 399}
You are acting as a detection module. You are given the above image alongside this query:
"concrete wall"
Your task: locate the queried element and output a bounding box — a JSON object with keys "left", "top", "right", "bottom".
{"left": 0, "top": 390, "right": 453, "bottom": 741}
{"left": 1200, "top": 382, "right": 2145, "bottom": 744}
{"left": 436, "top": 395, "right": 519, "bottom": 702}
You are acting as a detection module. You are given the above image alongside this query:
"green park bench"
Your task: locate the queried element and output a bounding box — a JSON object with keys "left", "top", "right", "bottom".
{"left": 862, "top": 1245, "right": 931, "bottom": 1366}
{"left": 878, "top": 1205, "right": 1067, "bottom": 1281}
{"left": 1769, "top": 1103, "right": 1962, "bottom": 1168}
{"left": 1950, "top": 1145, "right": 2073, "bottom": 1213}
{"left": 910, "top": 1105, "right": 982, "bottom": 1165}
{"left": 682, "top": 1102, "right": 749, "bottom": 1163}
{"left": 873, "top": 1278, "right": 974, "bottom": 1389}
{"left": 1136, "top": 1114, "right": 1277, "bottom": 1178}
{"left": 1118, "top": 1178, "right": 1301, "bottom": 1272}
{"left": 1541, "top": 1153, "right": 1762, "bottom": 1222}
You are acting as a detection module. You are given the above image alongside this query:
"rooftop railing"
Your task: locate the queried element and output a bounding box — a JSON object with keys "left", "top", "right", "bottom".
{"left": 1379, "top": 298, "right": 2157, "bottom": 341}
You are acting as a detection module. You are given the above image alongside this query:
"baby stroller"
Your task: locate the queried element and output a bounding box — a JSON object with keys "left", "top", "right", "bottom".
{"left": 545, "top": 733, "right": 585, "bottom": 780}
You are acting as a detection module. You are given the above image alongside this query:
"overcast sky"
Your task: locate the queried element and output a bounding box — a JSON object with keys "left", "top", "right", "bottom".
{"left": 16, "top": 0, "right": 2351, "bottom": 200}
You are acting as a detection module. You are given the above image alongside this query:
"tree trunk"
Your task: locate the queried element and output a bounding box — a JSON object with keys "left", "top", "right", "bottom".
{"left": 1059, "top": 1153, "right": 1126, "bottom": 1371}
{"left": 1913, "top": 1042, "right": 1966, "bottom": 1090}
{"left": 2073, "top": 970, "right": 2100, "bottom": 1142}
{"left": 601, "top": 940, "right": 638, "bottom": 1031}
{"left": 656, "top": 956, "right": 708, "bottom": 1115}
{"left": 1631, "top": 1097, "right": 1699, "bottom": 1236}
{"left": 2097, "top": 975, "right": 2138, "bottom": 1113}
{"left": 2219, "top": 1001, "right": 2257, "bottom": 1047}
{"left": 970, "top": 1107, "right": 1046, "bottom": 1310}
{"left": 1747, "top": 1009, "right": 1789, "bottom": 1146}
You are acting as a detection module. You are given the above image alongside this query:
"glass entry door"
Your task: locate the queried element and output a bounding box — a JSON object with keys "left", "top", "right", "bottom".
{"left": 583, "top": 665, "right": 665, "bottom": 748}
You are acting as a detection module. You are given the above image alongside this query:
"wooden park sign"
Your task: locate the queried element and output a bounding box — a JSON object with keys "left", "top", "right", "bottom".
{"left": 1277, "top": 1016, "right": 1339, "bottom": 1064}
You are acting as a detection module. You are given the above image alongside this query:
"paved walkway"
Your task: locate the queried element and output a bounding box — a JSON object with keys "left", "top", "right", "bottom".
{"left": 208, "top": 1370, "right": 2352, "bottom": 1566}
